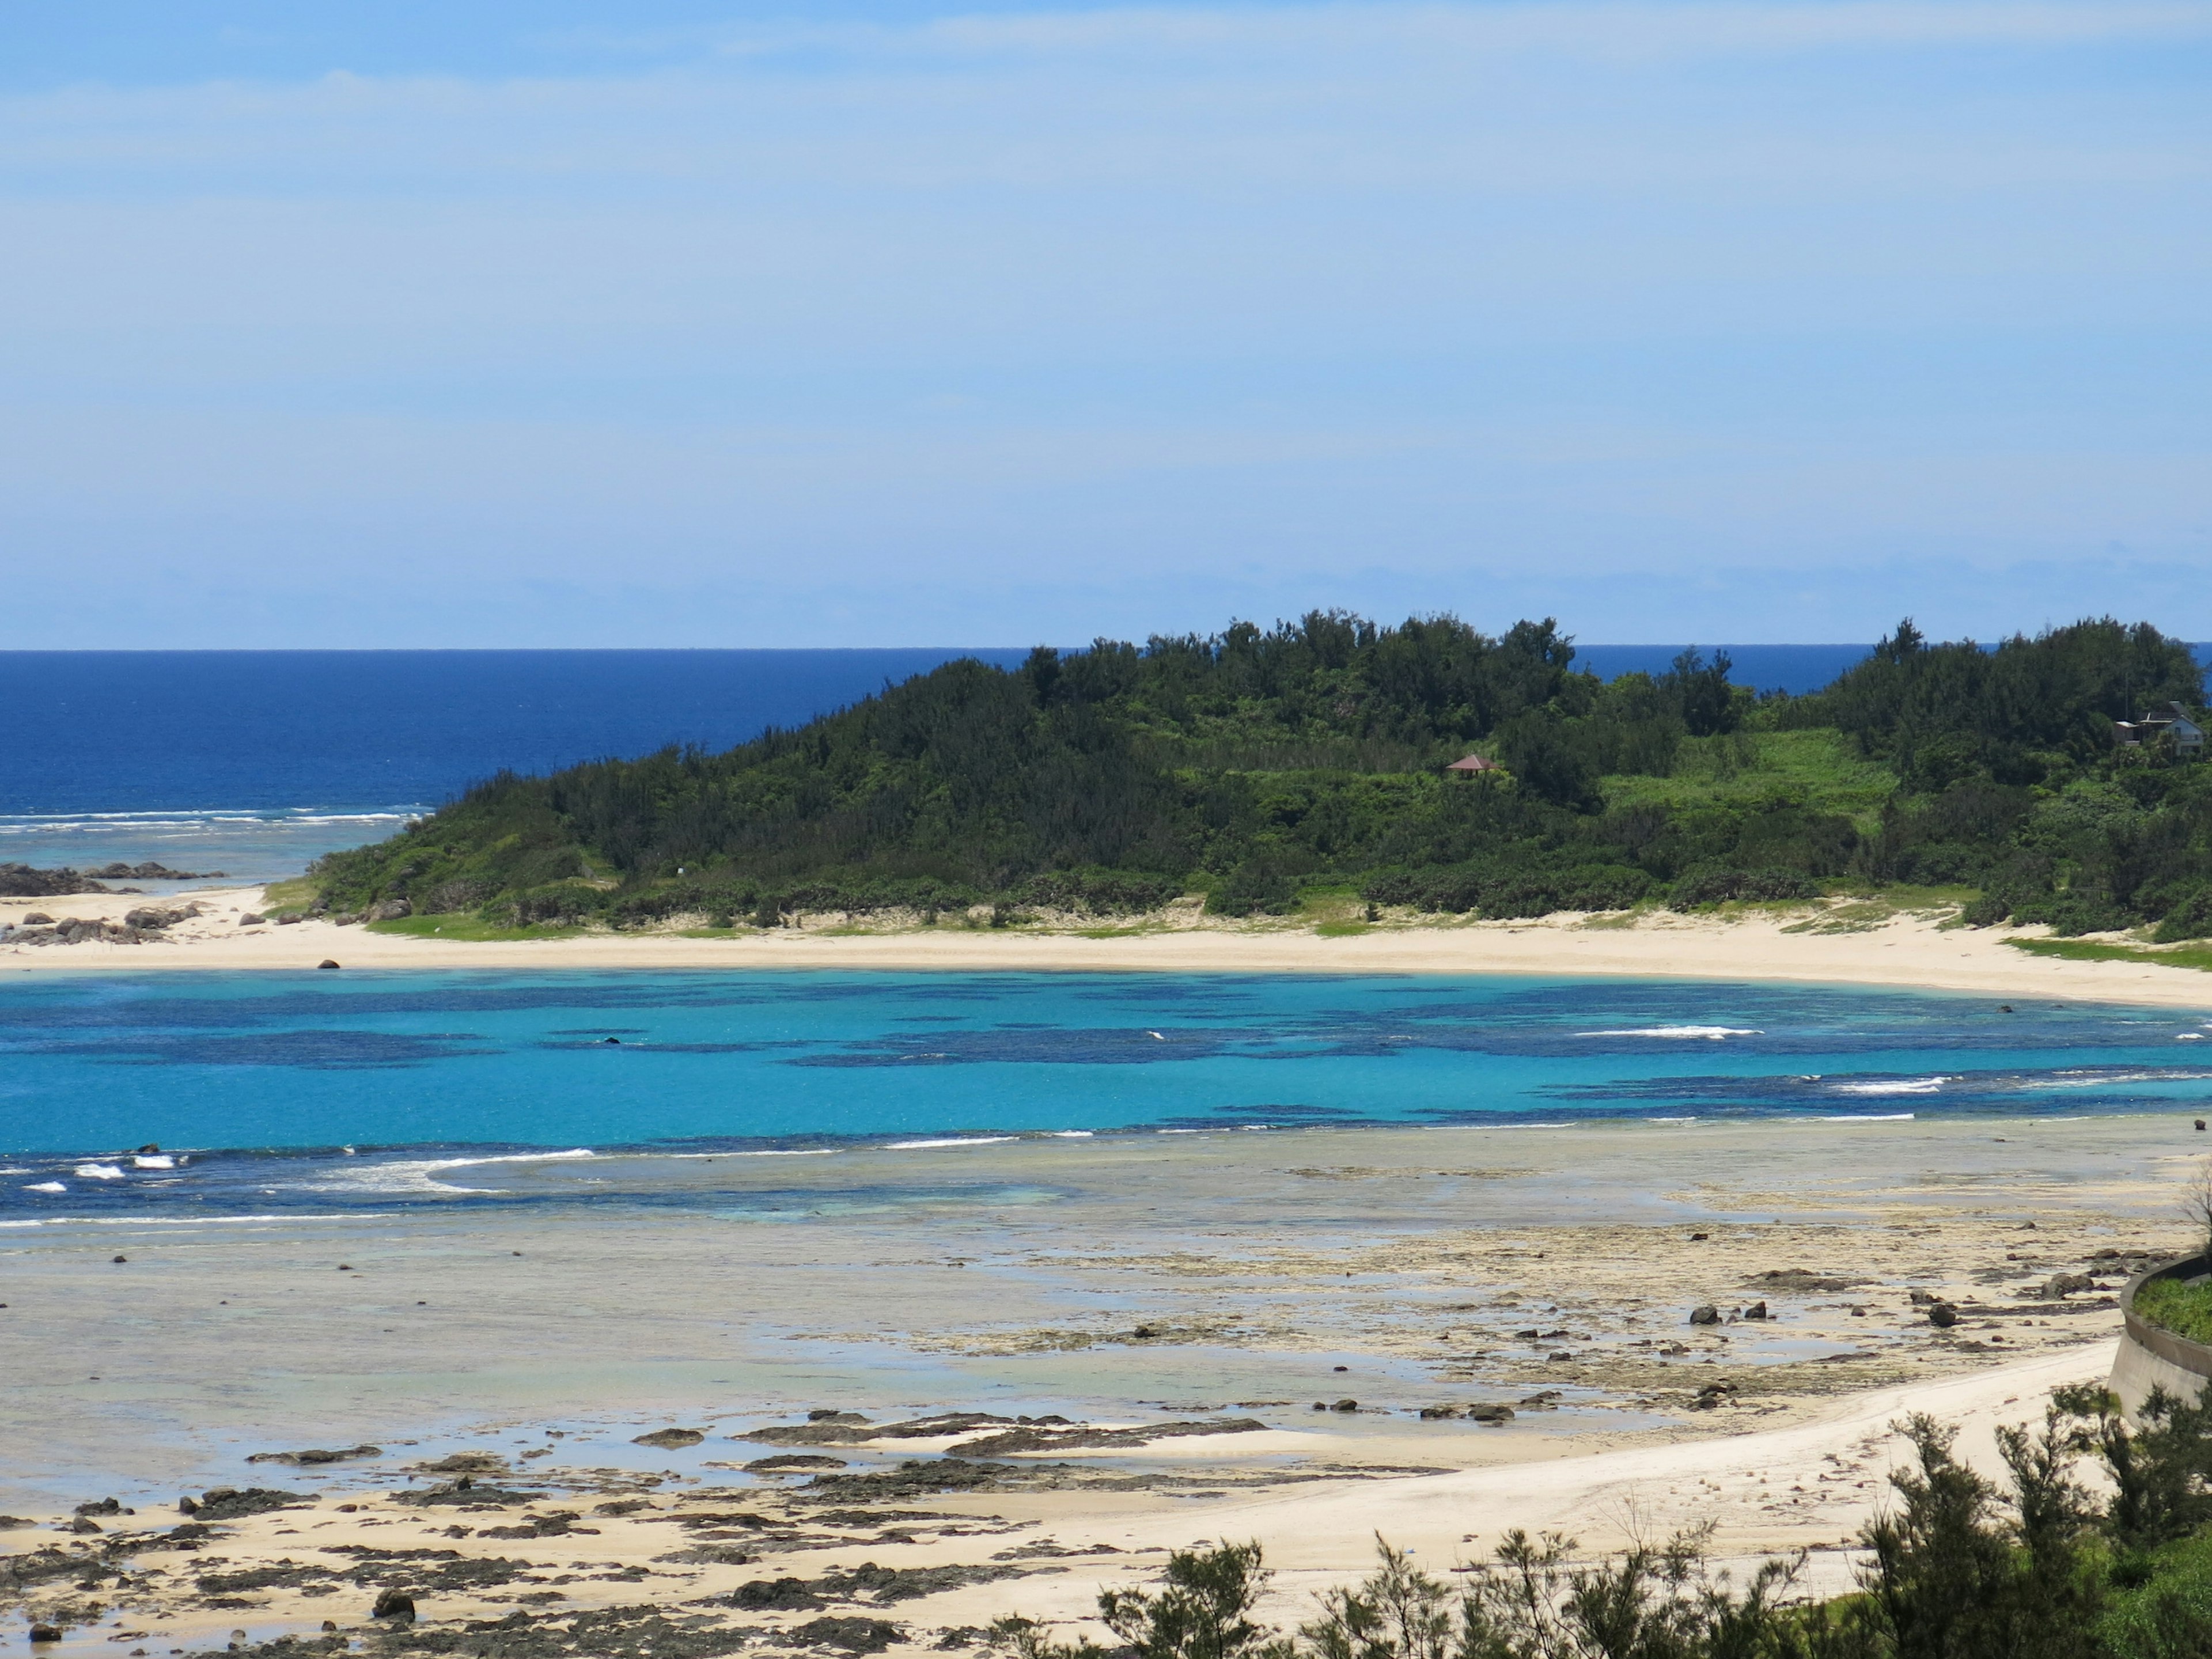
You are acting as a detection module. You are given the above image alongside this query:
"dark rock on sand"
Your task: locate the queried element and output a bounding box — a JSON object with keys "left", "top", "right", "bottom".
{"left": 743, "top": 1411, "right": 1005, "bottom": 1447}
{"left": 124, "top": 906, "right": 196, "bottom": 930}
{"left": 26, "top": 1624, "right": 62, "bottom": 1644}
{"left": 816, "top": 1562, "right": 1035, "bottom": 1604}
{"left": 0, "top": 1517, "right": 33, "bottom": 1530}
{"left": 480, "top": 1513, "right": 594, "bottom": 1540}
{"left": 1466, "top": 1404, "right": 1515, "bottom": 1425}
{"left": 950, "top": 1417, "right": 1265, "bottom": 1457}
{"left": 730, "top": 1577, "right": 825, "bottom": 1611}
{"left": 1687, "top": 1305, "right": 1721, "bottom": 1325}
{"left": 395, "top": 1476, "right": 531, "bottom": 1508}
{"left": 632, "top": 1428, "right": 706, "bottom": 1449}
{"left": 372, "top": 1589, "right": 418, "bottom": 1622}
{"left": 801, "top": 1459, "right": 1012, "bottom": 1501}
{"left": 317, "top": 959, "right": 342, "bottom": 969}
{"left": 198, "top": 1565, "right": 339, "bottom": 1595}
{"left": 745, "top": 1456, "right": 849, "bottom": 1472}
{"left": 787, "top": 1618, "right": 902, "bottom": 1653}
{"left": 419, "top": 1452, "right": 512, "bottom": 1475}
{"left": 73, "top": 1498, "right": 121, "bottom": 1516}
{"left": 1742, "top": 1301, "right": 1770, "bottom": 1321}
{"left": 1, "top": 1547, "right": 92, "bottom": 1594}
{"left": 1927, "top": 1301, "right": 1960, "bottom": 1328}
{"left": 1748, "top": 1269, "right": 1860, "bottom": 1293}
{"left": 2043, "top": 1272, "right": 2096, "bottom": 1298}
{"left": 192, "top": 1488, "right": 308, "bottom": 1521}
{"left": 66, "top": 1517, "right": 102, "bottom": 1535}
{"left": 1330, "top": 1399, "right": 1358, "bottom": 1412}
{"left": 248, "top": 1444, "right": 381, "bottom": 1466}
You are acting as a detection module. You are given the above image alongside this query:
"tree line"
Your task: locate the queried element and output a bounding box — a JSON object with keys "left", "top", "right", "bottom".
{"left": 312, "top": 612, "right": 2212, "bottom": 938}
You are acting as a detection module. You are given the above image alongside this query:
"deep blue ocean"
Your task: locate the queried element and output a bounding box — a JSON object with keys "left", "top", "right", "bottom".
{"left": 0, "top": 645, "right": 1874, "bottom": 880}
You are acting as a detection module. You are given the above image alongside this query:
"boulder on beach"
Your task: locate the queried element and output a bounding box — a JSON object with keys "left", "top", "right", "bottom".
{"left": 247, "top": 1444, "right": 382, "bottom": 1466}
{"left": 124, "top": 906, "right": 195, "bottom": 931}
{"left": 632, "top": 1427, "right": 705, "bottom": 1449}
{"left": 370, "top": 1590, "right": 416, "bottom": 1622}
{"left": 1687, "top": 1304, "right": 1721, "bottom": 1325}
{"left": 191, "top": 1486, "right": 309, "bottom": 1521}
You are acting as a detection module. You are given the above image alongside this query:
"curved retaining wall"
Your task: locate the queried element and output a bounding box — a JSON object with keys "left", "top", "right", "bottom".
{"left": 2111, "top": 1252, "right": 2212, "bottom": 1416}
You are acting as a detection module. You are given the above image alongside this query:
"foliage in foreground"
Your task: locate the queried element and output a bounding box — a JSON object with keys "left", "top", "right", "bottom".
{"left": 309, "top": 612, "right": 2212, "bottom": 936}
{"left": 990, "top": 1387, "right": 2212, "bottom": 1659}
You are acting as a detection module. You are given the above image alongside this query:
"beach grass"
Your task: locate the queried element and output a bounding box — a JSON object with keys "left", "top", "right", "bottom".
{"left": 2008, "top": 938, "right": 2212, "bottom": 974}
{"left": 365, "top": 912, "right": 585, "bottom": 942}
{"left": 258, "top": 876, "right": 316, "bottom": 914}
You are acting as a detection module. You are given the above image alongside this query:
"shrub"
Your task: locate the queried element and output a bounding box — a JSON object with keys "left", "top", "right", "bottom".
{"left": 1207, "top": 861, "right": 1298, "bottom": 916}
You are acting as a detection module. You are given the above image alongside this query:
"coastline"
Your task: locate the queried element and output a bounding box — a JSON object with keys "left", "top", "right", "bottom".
{"left": 7, "top": 882, "right": 2211, "bottom": 1651}
{"left": 6, "top": 884, "right": 2212, "bottom": 1010}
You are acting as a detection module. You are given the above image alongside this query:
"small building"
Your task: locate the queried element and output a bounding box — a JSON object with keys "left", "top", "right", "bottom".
{"left": 1445, "top": 753, "right": 1502, "bottom": 774}
{"left": 2115, "top": 702, "right": 2206, "bottom": 756}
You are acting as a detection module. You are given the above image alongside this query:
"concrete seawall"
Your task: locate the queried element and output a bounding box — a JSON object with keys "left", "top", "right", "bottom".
{"left": 2113, "top": 1252, "right": 2212, "bottom": 1415}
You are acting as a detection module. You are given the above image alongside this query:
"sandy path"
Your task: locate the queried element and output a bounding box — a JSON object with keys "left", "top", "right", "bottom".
{"left": 7, "top": 885, "right": 2212, "bottom": 1010}
{"left": 945, "top": 1342, "right": 2115, "bottom": 1627}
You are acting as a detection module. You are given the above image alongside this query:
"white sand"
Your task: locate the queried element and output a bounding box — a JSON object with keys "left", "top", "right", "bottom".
{"left": 6, "top": 885, "right": 2212, "bottom": 1011}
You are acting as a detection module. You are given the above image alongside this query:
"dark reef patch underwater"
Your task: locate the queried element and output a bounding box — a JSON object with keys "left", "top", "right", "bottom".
{"left": 3, "top": 969, "right": 2210, "bottom": 1221}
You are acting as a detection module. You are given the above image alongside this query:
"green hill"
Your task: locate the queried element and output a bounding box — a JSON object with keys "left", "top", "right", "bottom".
{"left": 311, "top": 612, "right": 2212, "bottom": 939}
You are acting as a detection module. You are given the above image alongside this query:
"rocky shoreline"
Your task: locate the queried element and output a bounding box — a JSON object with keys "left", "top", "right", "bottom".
{"left": 0, "top": 1411, "right": 1330, "bottom": 1659}
{"left": 0, "top": 901, "right": 258, "bottom": 948}
{"left": 0, "top": 863, "right": 224, "bottom": 899}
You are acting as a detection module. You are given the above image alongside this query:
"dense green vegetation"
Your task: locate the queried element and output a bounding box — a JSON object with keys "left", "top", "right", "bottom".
{"left": 313, "top": 612, "right": 2212, "bottom": 936}
{"left": 988, "top": 1385, "right": 2212, "bottom": 1657}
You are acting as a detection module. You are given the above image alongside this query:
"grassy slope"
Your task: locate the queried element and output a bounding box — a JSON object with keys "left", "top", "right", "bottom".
{"left": 2008, "top": 938, "right": 2212, "bottom": 974}
{"left": 1599, "top": 728, "right": 1899, "bottom": 825}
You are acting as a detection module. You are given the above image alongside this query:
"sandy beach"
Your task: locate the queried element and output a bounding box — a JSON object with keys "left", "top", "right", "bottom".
{"left": 6, "top": 885, "right": 2212, "bottom": 1012}
{"left": 0, "top": 1112, "right": 2199, "bottom": 1654}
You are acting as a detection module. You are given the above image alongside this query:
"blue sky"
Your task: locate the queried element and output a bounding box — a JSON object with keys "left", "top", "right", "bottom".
{"left": 2, "top": 2, "right": 2207, "bottom": 647}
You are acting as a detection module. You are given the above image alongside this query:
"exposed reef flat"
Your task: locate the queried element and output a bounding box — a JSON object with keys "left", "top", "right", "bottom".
{"left": 0, "top": 1115, "right": 2194, "bottom": 1650}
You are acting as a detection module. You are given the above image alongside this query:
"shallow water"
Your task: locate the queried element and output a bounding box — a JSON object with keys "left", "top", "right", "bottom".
{"left": 4, "top": 971, "right": 2211, "bottom": 1221}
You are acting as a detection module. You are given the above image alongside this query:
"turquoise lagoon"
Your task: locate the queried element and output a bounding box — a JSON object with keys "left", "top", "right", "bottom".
{"left": 2, "top": 969, "right": 2209, "bottom": 1220}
